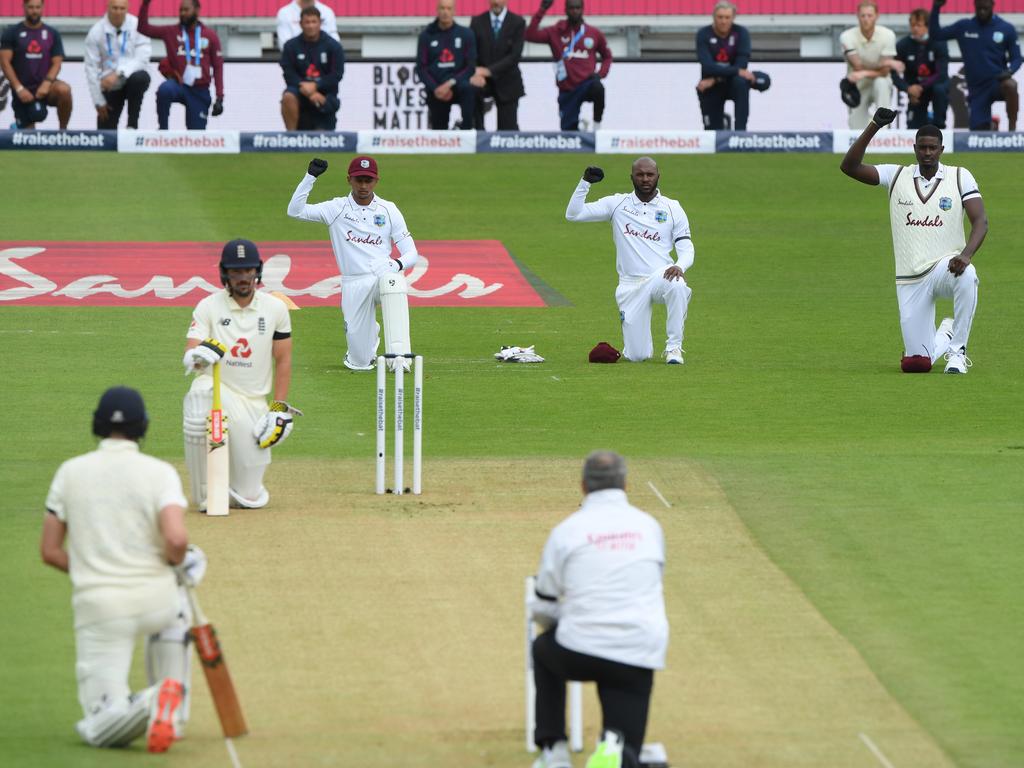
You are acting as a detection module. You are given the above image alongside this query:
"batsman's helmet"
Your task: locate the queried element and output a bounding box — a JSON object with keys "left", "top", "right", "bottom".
{"left": 219, "top": 239, "right": 263, "bottom": 286}
{"left": 93, "top": 386, "right": 149, "bottom": 439}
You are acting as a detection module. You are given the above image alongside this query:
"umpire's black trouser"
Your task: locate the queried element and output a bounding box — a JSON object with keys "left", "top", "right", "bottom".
{"left": 97, "top": 70, "right": 151, "bottom": 129}
{"left": 533, "top": 630, "right": 653, "bottom": 768}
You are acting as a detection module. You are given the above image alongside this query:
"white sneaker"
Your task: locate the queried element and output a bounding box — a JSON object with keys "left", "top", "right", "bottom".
{"left": 532, "top": 740, "right": 572, "bottom": 768}
{"left": 933, "top": 317, "right": 954, "bottom": 359}
{"left": 943, "top": 347, "right": 972, "bottom": 374}
{"left": 663, "top": 348, "right": 684, "bottom": 365}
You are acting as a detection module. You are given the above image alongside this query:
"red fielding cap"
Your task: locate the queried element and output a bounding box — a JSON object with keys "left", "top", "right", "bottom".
{"left": 347, "top": 155, "right": 379, "bottom": 178}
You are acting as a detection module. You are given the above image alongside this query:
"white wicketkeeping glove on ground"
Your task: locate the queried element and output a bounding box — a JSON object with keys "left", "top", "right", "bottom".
{"left": 494, "top": 345, "right": 545, "bottom": 363}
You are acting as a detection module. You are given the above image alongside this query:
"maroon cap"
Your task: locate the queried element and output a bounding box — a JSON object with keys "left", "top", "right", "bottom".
{"left": 347, "top": 155, "right": 379, "bottom": 179}
{"left": 588, "top": 342, "right": 622, "bottom": 363}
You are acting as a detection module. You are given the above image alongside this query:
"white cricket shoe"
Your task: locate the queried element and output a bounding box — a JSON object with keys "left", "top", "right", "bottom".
{"left": 944, "top": 347, "right": 972, "bottom": 374}
{"left": 933, "top": 317, "right": 954, "bottom": 358}
{"left": 343, "top": 355, "right": 376, "bottom": 371}
{"left": 663, "top": 348, "right": 684, "bottom": 365}
{"left": 532, "top": 740, "right": 572, "bottom": 768}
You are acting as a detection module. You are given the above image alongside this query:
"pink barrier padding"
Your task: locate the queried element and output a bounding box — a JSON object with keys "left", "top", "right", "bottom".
{"left": 0, "top": 241, "right": 549, "bottom": 307}
{"left": 0, "top": 0, "right": 1010, "bottom": 18}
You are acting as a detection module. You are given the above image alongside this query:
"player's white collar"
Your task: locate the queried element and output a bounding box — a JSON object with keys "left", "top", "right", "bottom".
{"left": 224, "top": 289, "right": 261, "bottom": 310}
{"left": 348, "top": 192, "right": 378, "bottom": 209}
{"left": 913, "top": 162, "right": 946, "bottom": 180}
{"left": 629, "top": 188, "right": 661, "bottom": 205}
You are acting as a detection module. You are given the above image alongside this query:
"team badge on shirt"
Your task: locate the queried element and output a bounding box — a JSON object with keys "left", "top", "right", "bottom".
{"left": 584, "top": 37, "right": 594, "bottom": 49}
{"left": 993, "top": 31, "right": 1004, "bottom": 43}
{"left": 939, "top": 197, "right": 952, "bottom": 211}
{"left": 655, "top": 210, "right": 668, "bottom": 223}
{"left": 374, "top": 214, "right": 386, "bottom": 226}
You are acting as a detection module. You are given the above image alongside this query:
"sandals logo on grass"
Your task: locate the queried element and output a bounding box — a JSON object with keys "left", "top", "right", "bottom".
{"left": 0, "top": 241, "right": 559, "bottom": 307}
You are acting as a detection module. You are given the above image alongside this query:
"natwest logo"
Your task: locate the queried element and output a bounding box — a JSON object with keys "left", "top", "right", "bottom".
{"left": 0, "top": 241, "right": 554, "bottom": 307}
{"left": 231, "top": 338, "right": 252, "bottom": 358}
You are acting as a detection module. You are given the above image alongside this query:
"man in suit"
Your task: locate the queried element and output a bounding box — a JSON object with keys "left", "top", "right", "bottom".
{"left": 469, "top": 0, "right": 525, "bottom": 129}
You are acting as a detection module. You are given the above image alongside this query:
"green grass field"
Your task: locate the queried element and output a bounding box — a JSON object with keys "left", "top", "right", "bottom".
{"left": 1, "top": 152, "right": 1021, "bottom": 768}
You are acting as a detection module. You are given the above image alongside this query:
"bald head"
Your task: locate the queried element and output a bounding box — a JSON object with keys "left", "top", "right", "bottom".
{"left": 582, "top": 451, "right": 627, "bottom": 493}
{"left": 632, "top": 156, "right": 658, "bottom": 175}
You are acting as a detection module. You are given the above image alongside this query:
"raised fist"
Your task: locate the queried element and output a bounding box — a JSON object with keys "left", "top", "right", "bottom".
{"left": 872, "top": 107, "right": 897, "bottom": 127}
{"left": 583, "top": 166, "right": 604, "bottom": 183}
{"left": 308, "top": 158, "right": 328, "bottom": 177}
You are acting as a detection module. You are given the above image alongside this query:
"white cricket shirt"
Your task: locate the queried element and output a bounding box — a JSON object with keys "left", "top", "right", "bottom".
{"left": 565, "top": 180, "right": 694, "bottom": 279}
{"left": 187, "top": 289, "right": 291, "bottom": 398}
{"left": 45, "top": 439, "right": 186, "bottom": 628}
{"left": 877, "top": 163, "right": 979, "bottom": 283}
{"left": 288, "top": 175, "right": 419, "bottom": 279}
{"left": 534, "top": 488, "right": 669, "bottom": 669}
{"left": 840, "top": 24, "right": 897, "bottom": 71}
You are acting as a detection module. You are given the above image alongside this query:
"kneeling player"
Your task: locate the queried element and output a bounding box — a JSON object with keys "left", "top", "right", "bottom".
{"left": 182, "top": 239, "right": 300, "bottom": 509}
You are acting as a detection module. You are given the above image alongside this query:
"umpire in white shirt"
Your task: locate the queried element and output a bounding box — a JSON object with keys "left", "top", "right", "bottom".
{"left": 530, "top": 451, "right": 668, "bottom": 768}
{"left": 84, "top": 0, "right": 151, "bottom": 128}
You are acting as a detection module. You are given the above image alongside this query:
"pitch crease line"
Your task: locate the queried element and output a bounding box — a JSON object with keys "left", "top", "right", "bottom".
{"left": 647, "top": 480, "right": 672, "bottom": 509}
{"left": 226, "top": 737, "right": 244, "bottom": 768}
{"left": 859, "top": 732, "right": 896, "bottom": 768}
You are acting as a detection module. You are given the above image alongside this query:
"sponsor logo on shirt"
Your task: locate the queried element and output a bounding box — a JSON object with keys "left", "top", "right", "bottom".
{"left": 905, "top": 212, "right": 943, "bottom": 227}
{"left": 220, "top": 318, "right": 231, "bottom": 325}
{"left": 346, "top": 230, "right": 384, "bottom": 246}
{"left": 623, "top": 222, "right": 662, "bottom": 242}
{"left": 231, "top": 337, "right": 252, "bottom": 358}
{"left": 897, "top": 198, "right": 914, "bottom": 206}
{"left": 258, "top": 317, "right": 266, "bottom": 334}
{"left": 587, "top": 531, "right": 643, "bottom": 551}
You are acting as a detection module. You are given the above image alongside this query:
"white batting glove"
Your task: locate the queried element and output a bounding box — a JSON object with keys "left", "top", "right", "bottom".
{"left": 253, "top": 401, "right": 302, "bottom": 449}
{"left": 175, "top": 544, "right": 208, "bottom": 586}
{"left": 370, "top": 258, "right": 396, "bottom": 278}
{"left": 182, "top": 338, "right": 227, "bottom": 374}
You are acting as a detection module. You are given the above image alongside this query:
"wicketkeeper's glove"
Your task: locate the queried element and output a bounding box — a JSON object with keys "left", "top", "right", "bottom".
{"left": 253, "top": 400, "right": 303, "bottom": 449}
{"left": 182, "top": 338, "right": 226, "bottom": 374}
{"left": 583, "top": 166, "right": 604, "bottom": 184}
{"left": 211, "top": 98, "right": 223, "bottom": 117}
{"left": 872, "top": 107, "right": 897, "bottom": 127}
{"left": 308, "top": 158, "right": 328, "bottom": 177}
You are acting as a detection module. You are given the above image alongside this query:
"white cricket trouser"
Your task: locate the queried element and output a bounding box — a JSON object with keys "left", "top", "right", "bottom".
{"left": 184, "top": 377, "right": 271, "bottom": 505}
{"left": 848, "top": 75, "right": 894, "bottom": 129}
{"left": 145, "top": 588, "right": 193, "bottom": 735}
{"left": 341, "top": 273, "right": 381, "bottom": 368}
{"left": 615, "top": 269, "right": 692, "bottom": 362}
{"left": 75, "top": 605, "right": 178, "bottom": 722}
{"left": 896, "top": 255, "right": 979, "bottom": 359}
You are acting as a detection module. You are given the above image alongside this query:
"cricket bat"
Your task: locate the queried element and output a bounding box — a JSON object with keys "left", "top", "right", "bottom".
{"left": 206, "top": 361, "right": 229, "bottom": 517}
{"left": 184, "top": 579, "right": 248, "bottom": 738}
